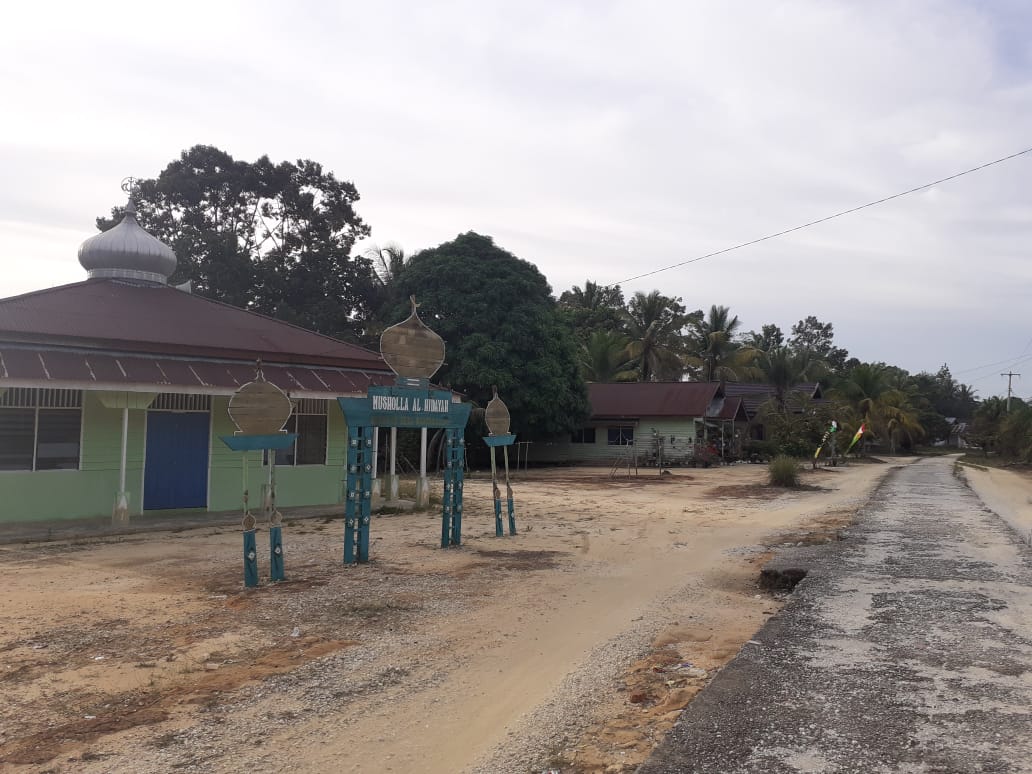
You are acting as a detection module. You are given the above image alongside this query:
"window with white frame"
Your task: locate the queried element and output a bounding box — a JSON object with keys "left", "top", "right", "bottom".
{"left": 607, "top": 425, "right": 635, "bottom": 446}
{"left": 274, "top": 399, "right": 328, "bottom": 466}
{"left": 0, "top": 388, "right": 82, "bottom": 471}
{"left": 570, "top": 427, "right": 597, "bottom": 444}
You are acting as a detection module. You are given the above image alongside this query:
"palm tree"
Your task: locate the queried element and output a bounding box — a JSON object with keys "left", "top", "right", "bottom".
{"left": 685, "top": 305, "right": 756, "bottom": 382}
{"left": 755, "top": 346, "right": 826, "bottom": 409}
{"left": 558, "top": 280, "right": 626, "bottom": 342}
{"left": 362, "top": 242, "right": 408, "bottom": 341}
{"left": 625, "top": 291, "right": 692, "bottom": 381}
{"left": 580, "top": 330, "right": 638, "bottom": 382}
{"left": 832, "top": 363, "right": 924, "bottom": 453}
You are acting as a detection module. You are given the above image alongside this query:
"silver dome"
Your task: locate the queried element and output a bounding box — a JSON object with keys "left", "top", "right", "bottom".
{"left": 78, "top": 199, "right": 177, "bottom": 283}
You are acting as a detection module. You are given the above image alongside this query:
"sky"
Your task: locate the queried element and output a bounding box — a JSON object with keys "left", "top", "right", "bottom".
{"left": 2, "top": 0, "right": 1031, "bottom": 398}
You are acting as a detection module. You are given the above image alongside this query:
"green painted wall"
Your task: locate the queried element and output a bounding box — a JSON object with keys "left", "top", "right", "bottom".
{"left": 534, "top": 418, "right": 700, "bottom": 465}
{"left": 208, "top": 397, "right": 347, "bottom": 512}
{"left": 1, "top": 392, "right": 148, "bottom": 522}
{"left": 2, "top": 392, "right": 350, "bottom": 523}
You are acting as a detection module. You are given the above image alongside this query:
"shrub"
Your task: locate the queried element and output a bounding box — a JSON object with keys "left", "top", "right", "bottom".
{"left": 768, "top": 455, "right": 800, "bottom": 488}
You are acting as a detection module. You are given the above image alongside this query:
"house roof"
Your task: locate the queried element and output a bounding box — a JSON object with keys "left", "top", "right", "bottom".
{"left": 0, "top": 279, "right": 385, "bottom": 370}
{"left": 715, "top": 396, "right": 748, "bottom": 422}
{"left": 722, "top": 382, "right": 823, "bottom": 418}
{"left": 588, "top": 382, "right": 725, "bottom": 420}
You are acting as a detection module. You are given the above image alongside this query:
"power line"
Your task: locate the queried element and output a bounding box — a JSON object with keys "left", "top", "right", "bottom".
{"left": 612, "top": 145, "right": 1032, "bottom": 286}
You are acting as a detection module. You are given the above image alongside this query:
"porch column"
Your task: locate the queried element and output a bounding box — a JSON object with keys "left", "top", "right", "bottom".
{"left": 371, "top": 426, "right": 381, "bottom": 497}
{"left": 388, "top": 426, "right": 399, "bottom": 500}
{"left": 112, "top": 406, "right": 130, "bottom": 525}
{"left": 416, "top": 426, "right": 430, "bottom": 507}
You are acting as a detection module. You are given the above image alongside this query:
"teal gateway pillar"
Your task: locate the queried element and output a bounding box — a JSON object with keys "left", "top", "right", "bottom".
{"left": 338, "top": 296, "right": 470, "bottom": 564}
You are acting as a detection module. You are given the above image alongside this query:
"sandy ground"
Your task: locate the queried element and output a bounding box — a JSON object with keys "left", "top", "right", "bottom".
{"left": 960, "top": 460, "right": 1032, "bottom": 545}
{"left": 1, "top": 461, "right": 900, "bottom": 774}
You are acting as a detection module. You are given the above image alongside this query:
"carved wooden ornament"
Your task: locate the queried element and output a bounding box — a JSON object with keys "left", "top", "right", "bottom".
{"left": 379, "top": 296, "right": 446, "bottom": 379}
{"left": 227, "top": 369, "right": 293, "bottom": 435}
{"left": 485, "top": 386, "right": 511, "bottom": 436}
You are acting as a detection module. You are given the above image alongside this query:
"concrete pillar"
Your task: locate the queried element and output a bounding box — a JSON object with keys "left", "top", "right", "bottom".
{"left": 416, "top": 426, "right": 430, "bottom": 507}
{"left": 388, "top": 426, "right": 399, "bottom": 500}
{"left": 112, "top": 406, "right": 130, "bottom": 525}
{"left": 371, "top": 426, "right": 381, "bottom": 497}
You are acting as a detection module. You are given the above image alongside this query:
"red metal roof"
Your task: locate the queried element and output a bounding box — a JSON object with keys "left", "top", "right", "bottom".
{"left": 0, "top": 279, "right": 385, "bottom": 370}
{"left": 723, "top": 382, "right": 823, "bottom": 417}
{"left": 716, "top": 396, "right": 748, "bottom": 422}
{"left": 0, "top": 345, "right": 392, "bottom": 396}
{"left": 588, "top": 382, "right": 723, "bottom": 419}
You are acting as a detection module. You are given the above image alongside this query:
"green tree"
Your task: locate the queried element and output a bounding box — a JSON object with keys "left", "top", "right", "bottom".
{"left": 743, "top": 324, "right": 785, "bottom": 353}
{"left": 360, "top": 242, "right": 409, "bottom": 344}
{"left": 624, "top": 291, "right": 697, "bottom": 381}
{"left": 755, "top": 346, "right": 826, "bottom": 409}
{"left": 831, "top": 363, "right": 924, "bottom": 453}
{"left": 685, "top": 305, "right": 756, "bottom": 382}
{"left": 97, "top": 145, "right": 373, "bottom": 337}
{"left": 579, "top": 330, "right": 637, "bottom": 382}
{"left": 386, "top": 232, "right": 589, "bottom": 438}
{"left": 558, "top": 280, "right": 626, "bottom": 343}
{"left": 789, "top": 315, "right": 849, "bottom": 373}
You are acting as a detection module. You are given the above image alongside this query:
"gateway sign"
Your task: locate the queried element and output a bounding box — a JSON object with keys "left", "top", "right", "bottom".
{"left": 371, "top": 393, "right": 450, "bottom": 414}
{"left": 368, "top": 385, "right": 453, "bottom": 427}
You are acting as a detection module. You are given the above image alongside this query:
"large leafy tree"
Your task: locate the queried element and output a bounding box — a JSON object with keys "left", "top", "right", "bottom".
{"left": 743, "top": 324, "right": 785, "bottom": 353}
{"left": 685, "top": 304, "right": 756, "bottom": 382}
{"left": 97, "top": 145, "right": 373, "bottom": 338}
{"left": 789, "top": 315, "right": 849, "bottom": 373}
{"left": 385, "top": 232, "right": 589, "bottom": 438}
{"left": 625, "top": 291, "right": 697, "bottom": 381}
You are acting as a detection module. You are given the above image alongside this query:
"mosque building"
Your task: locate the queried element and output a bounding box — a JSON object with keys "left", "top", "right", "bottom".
{"left": 0, "top": 188, "right": 395, "bottom": 522}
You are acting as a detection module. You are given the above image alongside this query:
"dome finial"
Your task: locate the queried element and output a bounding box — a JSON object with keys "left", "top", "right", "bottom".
{"left": 120, "top": 176, "right": 140, "bottom": 215}
{"left": 77, "top": 178, "right": 177, "bottom": 283}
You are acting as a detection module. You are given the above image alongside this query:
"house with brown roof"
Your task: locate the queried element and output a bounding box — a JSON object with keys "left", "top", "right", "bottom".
{"left": 722, "top": 382, "right": 824, "bottom": 441}
{"left": 0, "top": 192, "right": 395, "bottom": 522}
{"left": 535, "top": 381, "right": 748, "bottom": 465}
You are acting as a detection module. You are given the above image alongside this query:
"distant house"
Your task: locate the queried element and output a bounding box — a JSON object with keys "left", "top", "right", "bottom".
{"left": 536, "top": 382, "right": 748, "bottom": 465}
{"left": 0, "top": 194, "right": 396, "bottom": 523}
{"left": 722, "top": 382, "right": 824, "bottom": 441}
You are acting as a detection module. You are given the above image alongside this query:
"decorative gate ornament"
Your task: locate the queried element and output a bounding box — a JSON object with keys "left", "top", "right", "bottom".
{"left": 220, "top": 363, "right": 297, "bottom": 587}
{"left": 483, "top": 386, "right": 517, "bottom": 536}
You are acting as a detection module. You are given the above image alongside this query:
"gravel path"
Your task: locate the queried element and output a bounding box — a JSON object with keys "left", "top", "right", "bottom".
{"left": 638, "top": 456, "right": 1032, "bottom": 774}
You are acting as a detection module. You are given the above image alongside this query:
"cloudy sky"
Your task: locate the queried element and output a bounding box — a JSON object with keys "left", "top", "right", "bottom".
{"left": 2, "top": 1, "right": 1031, "bottom": 396}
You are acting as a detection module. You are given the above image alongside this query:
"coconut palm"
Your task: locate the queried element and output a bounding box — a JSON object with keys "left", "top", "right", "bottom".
{"left": 558, "top": 280, "right": 626, "bottom": 342}
{"left": 579, "top": 330, "right": 638, "bottom": 382}
{"left": 755, "top": 346, "right": 826, "bottom": 409}
{"left": 685, "top": 305, "right": 756, "bottom": 382}
{"left": 625, "top": 291, "right": 693, "bottom": 381}
{"left": 832, "top": 363, "right": 924, "bottom": 453}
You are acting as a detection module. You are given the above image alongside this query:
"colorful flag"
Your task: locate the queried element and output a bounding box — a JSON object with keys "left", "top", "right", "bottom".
{"left": 845, "top": 422, "right": 866, "bottom": 453}
{"left": 813, "top": 420, "right": 839, "bottom": 459}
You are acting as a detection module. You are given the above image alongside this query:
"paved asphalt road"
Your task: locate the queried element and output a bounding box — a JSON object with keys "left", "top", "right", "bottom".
{"left": 638, "top": 457, "right": 1032, "bottom": 774}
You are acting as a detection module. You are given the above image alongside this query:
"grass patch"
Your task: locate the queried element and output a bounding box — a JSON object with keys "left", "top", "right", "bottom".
{"left": 768, "top": 455, "right": 800, "bottom": 488}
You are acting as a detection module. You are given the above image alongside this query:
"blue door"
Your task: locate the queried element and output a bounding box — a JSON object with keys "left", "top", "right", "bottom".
{"left": 144, "top": 411, "right": 210, "bottom": 510}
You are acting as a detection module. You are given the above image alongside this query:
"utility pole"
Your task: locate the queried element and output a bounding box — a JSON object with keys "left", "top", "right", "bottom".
{"left": 1001, "top": 371, "right": 1021, "bottom": 412}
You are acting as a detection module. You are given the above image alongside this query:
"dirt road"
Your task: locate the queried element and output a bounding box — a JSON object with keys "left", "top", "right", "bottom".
{"left": 639, "top": 455, "right": 1032, "bottom": 773}
{"left": 0, "top": 462, "right": 896, "bottom": 773}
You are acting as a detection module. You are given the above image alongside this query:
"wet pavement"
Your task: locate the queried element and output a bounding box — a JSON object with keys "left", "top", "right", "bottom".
{"left": 638, "top": 456, "right": 1032, "bottom": 774}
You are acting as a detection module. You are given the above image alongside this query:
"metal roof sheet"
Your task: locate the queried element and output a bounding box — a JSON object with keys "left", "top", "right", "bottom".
{"left": 0, "top": 346, "right": 392, "bottom": 397}
{"left": 587, "top": 381, "right": 723, "bottom": 419}
{"left": 0, "top": 279, "right": 385, "bottom": 370}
